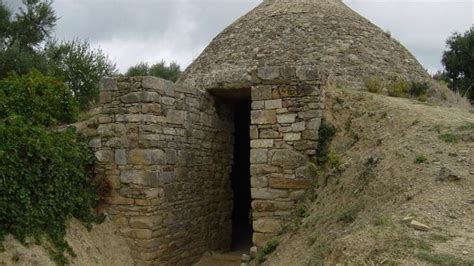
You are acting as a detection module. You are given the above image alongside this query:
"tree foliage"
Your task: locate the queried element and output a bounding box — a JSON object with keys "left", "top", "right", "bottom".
{"left": 44, "top": 39, "right": 116, "bottom": 109}
{"left": 0, "top": 0, "right": 116, "bottom": 109}
{"left": 126, "top": 60, "right": 181, "bottom": 82}
{"left": 442, "top": 26, "right": 474, "bottom": 101}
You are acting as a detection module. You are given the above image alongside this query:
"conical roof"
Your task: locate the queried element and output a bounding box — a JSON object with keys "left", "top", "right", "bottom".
{"left": 178, "top": 0, "right": 429, "bottom": 90}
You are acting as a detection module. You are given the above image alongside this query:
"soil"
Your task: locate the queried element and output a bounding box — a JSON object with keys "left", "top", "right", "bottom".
{"left": 0, "top": 218, "right": 133, "bottom": 266}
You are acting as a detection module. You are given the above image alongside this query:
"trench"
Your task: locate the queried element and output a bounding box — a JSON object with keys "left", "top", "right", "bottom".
{"left": 230, "top": 99, "right": 253, "bottom": 251}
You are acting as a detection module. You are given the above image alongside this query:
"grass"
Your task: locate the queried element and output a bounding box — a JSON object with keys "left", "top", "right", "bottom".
{"left": 373, "top": 216, "right": 391, "bottom": 227}
{"left": 416, "top": 252, "right": 473, "bottom": 266}
{"left": 337, "top": 204, "right": 363, "bottom": 223}
{"left": 439, "top": 133, "right": 460, "bottom": 143}
{"left": 364, "top": 77, "right": 384, "bottom": 93}
{"left": 256, "top": 239, "right": 279, "bottom": 263}
{"left": 415, "top": 155, "right": 428, "bottom": 164}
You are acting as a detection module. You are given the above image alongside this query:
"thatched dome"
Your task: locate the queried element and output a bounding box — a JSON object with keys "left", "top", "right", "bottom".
{"left": 178, "top": 0, "right": 429, "bottom": 90}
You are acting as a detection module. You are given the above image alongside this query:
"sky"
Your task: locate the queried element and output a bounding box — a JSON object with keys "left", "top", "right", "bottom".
{"left": 5, "top": 0, "right": 473, "bottom": 74}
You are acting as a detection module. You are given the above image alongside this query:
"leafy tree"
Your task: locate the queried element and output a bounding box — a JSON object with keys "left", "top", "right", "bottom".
{"left": 442, "top": 26, "right": 474, "bottom": 101}
{"left": 126, "top": 60, "right": 181, "bottom": 82}
{"left": 44, "top": 39, "right": 117, "bottom": 109}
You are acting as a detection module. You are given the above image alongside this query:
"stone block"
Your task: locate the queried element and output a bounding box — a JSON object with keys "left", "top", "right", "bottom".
{"left": 257, "top": 66, "right": 280, "bottom": 80}
{"left": 269, "top": 177, "right": 311, "bottom": 189}
{"left": 253, "top": 233, "right": 272, "bottom": 247}
{"left": 142, "top": 76, "right": 175, "bottom": 96}
{"left": 271, "top": 150, "right": 306, "bottom": 169}
{"left": 259, "top": 130, "right": 279, "bottom": 139}
{"left": 251, "top": 176, "right": 268, "bottom": 188}
{"left": 291, "top": 121, "right": 306, "bottom": 131}
{"left": 166, "top": 110, "right": 186, "bottom": 124}
{"left": 250, "top": 165, "right": 281, "bottom": 175}
{"left": 250, "top": 126, "right": 259, "bottom": 139}
{"left": 253, "top": 218, "right": 281, "bottom": 233}
{"left": 251, "top": 139, "right": 274, "bottom": 148}
{"left": 302, "top": 130, "right": 319, "bottom": 140}
{"left": 251, "top": 86, "right": 272, "bottom": 100}
{"left": 250, "top": 149, "right": 268, "bottom": 164}
{"left": 307, "top": 118, "right": 322, "bottom": 130}
{"left": 120, "top": 170, "right": 160, "bottom": 187}
{"left": 251, "top": 110, "right": 277, "bottom": 125}
{"left": 115, "top": 149, "right": 127, "bottom": 165}
{"left": 277, "top": 113, "right": 296, "bottom": 124}
{"left": 120, "top": 92, "right": 159, "bottom": 103}
{"left": 264, "top": 99, "right": 282, "bottom": 109}
{"left": 283, "top": 133, "right": 301, "bottom": 141}
{"left": 129, "top": 149, "right": 165, "bottom": 165}
{"left": 251, "top": 101, "right": 265, "bottom": 110}
{"left": 251, "top": 188, "right": 288, "bottom": 199}
{"left": 95, "top": 150, "right": 113, "bottom": 163}
{"left": 99, "top": 77, "right": 118, "bottom": 91}
{"left": 296, "top": 65, "right": 319, "bottom": 81}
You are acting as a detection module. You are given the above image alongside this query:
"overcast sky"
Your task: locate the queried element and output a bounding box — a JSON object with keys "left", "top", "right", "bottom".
{"left": 5, "top": 0, "right": 473, "bottom": 73}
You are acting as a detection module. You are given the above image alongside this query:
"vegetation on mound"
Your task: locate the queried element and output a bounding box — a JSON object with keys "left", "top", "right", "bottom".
{"left": 0, "top": 72, "right": 104, "bottom": 265}
{"left": 364, "top": 76, "right": 429, "bottom": 102}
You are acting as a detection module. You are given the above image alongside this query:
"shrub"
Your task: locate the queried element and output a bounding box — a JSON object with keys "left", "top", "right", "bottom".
{"left": 337, "top": 204, "right": 362, "bottom": 223}
{"left": 415, "top": 155, "right": 427, "bottom": 164}
{"left": 0, "top": 116, "right": 99, "bottom": 264}
{"left": 387, "top": 79, "right": 409, "bottom": 97}
{"left": 0, "top": 71, "right": 78, "bottom": 126}
{"left": 316, "top": 120, "right": 337, "bottom": 165}
{"left": 409, "top": 81, "right": 429, "bottom": 97}
{"left": 364, "top": 77, "right": 384, "bottom": 93}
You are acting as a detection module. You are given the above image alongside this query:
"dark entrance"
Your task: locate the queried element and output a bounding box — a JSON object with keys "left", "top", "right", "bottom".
{"left": 230, "top": 100, "right": 252, "bottom": 251}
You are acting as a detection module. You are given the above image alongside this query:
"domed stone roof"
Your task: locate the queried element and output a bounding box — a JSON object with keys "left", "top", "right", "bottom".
{"left": 178, "top": 0, "right": 429, "bottom": 90}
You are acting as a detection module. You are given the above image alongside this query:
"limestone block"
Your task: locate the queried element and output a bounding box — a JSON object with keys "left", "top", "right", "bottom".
{"left": 296, "top": 65, "right": 319, "bottom": 81}
{"left": 120, "top": 170, "right": 160, "bottom": 187}
{"left": 95, "top": 150, "right": 113, "bottom": 163}
{"left": 250, "top": 165, "right": 281, "bottom": 175}
{"left": 271, "top": 150, "right": 306, "bottom": 169}
{"left": 257, "top": 66, "right": 280, "bottom": 80}
{"left": 251, "top": 86, "right": 272, "bottom": 100}
{"left": 251, "top": 139, "right": 274, "bottom": 148}
{"left": 253, "top": 233, "right": 272, "bottom": 247}
{"left": 160, "top": 96, "right": 176, "bottom": 105}
{"left": 264, "top": 99, "right": 282, "bottom": 110}
{"left": 89, "top": 138, "right": 102, "bottom": 149}
{"left": 251, "top": 188, "right": 288, "bottom": 199}
{"left": 251, "top": 176, "right": 268, "bottom": 188}
{"left": 253, "top": 218, "right": 281, "bottom": 233}
{"left": 250, "top": 149, "right": 268, "bottom": 164}
{"left": 166, "top": 110, "right": 186, "bottom": 124}
{"left": 97, "top": 124, "right": 126, "bottom": 136}
{"left": 129, "top": 149, "right": 165, "bottom": 165}
{"left": 302, "top": 130, "right": 319, "bottom": 140}
{"left": 269, "top": 177, "right": 311, "bottom": 189}
{"left": 115, "top": 149, "right": 127, "bottom": 165}
{"left": 307, "top": 118, "right": 322, "bottom": 130}
{"left": 142, "top": 76, "right": 175, "bottom": 96}
{"left": 252, "top": 201, "right": 293, "bottom": 212}
{"left": 259, "top": 130, "right": 279, "bottom": 139}
{"left": 142, "top": 104, "right": 162, "bottom": 114}
{"left": 251, "top": 110, "right": 277, "bottom": 125}
{"left": 283, "top": 133, "right": 301, "bottom": 141}
{"left": 277, "top": 113, "right": 296, "bottom": 124}
{"left": 120, "top": 92, "right": 159, "bottom": 103}
{"left": 99, "top": 77, "right": 118, "bottom": 91}
{"left": 250, "top": 126, "right": 259, "bottom": 139}
{"left": 251, "top": 100, "right": 265, "bottom": 110}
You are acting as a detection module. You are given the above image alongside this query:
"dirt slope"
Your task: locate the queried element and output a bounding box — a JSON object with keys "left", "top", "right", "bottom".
{"left": 265, "top": 88, "right": 474, "bottom": 265}
{"left": 0, "top": 218, "right": 133, "bottom": 266}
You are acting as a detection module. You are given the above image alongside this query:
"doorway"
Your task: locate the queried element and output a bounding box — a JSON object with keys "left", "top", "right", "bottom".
{"left": 230, "top": 99, "right": 253, "bottom": 251}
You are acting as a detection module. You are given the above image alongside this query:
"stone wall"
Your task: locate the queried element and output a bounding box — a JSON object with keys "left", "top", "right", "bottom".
{"left": 90, "top": 77, "right": 234, "bottom": 265}
{"left": 249, "top": 66, "right": 324, "bottom": 245}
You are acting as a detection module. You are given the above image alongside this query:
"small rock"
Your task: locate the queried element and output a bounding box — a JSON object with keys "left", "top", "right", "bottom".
{"left": 437, "top": 167, "right": 462, "bottom": 182}
{"left": 402, "top": 216, "right": 415, "bottom": 223}
{"left": 241, "top": 254, "right": 251, "bottom": 263}
{"left": 409, "top": 220, "right": 430, "bottom": 231}
{"left": 462, "top": 250, "right": 468, "bottom": 255}
{"left": 250, "top": 246, "right": 258, "bottom": 258}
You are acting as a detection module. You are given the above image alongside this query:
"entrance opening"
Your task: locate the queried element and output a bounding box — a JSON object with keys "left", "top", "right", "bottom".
{"left": 230, "top": 99, "right": 252, "bottom": 251}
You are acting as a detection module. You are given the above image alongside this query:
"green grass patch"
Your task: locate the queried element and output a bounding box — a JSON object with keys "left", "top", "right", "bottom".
{"left": 256, "top": 239, "right": 279, "bottom": 263}
{"left": 415, "top": 155, "right": 428, "bottom": 164}
{"left": 439, "top": 133, "right": 460, "bottom": 143}
{"left": 337, "top": 204, "right": 363, "bottom": 223}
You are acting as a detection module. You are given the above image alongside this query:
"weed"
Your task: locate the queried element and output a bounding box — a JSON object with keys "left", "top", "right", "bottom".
{"left": 338, "top": 204, "right": 362, "bottom": 223}
{"left": 373, "top": 216, "right": 390, "bottom": 227}
{"left": 439, "top": 133, "right": 460, "bottom": 143}
{"left": 416, "top": 252, "right": 473, "bottom": 266}
{"left": 387, "top": 79, "right": 409, "bottom": 97}
{"left": 328, "top": 151, "right": 342, "bottom": 168}
{"left": 256, "top": 239, "right": 279, "bottom": 263}
{"left": 412, "top": 119, "right": 420, "bottom": 126}
{"left": 295, "top": 206, "right": 310, "bottom": 218}
{"left": 458, "top": 123, "right": 474, "bottom": 131}
{"left": 415, "top": 155, "right": 427, "bottom": 164}
{"left": 428, "top": 233, "right": 450, "bottom": 243}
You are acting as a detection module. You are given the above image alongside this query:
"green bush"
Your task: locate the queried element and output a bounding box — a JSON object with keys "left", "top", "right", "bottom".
{"left": 0, "top": 71, "right": 78, "bottom": 126}
{"left": 409, "top": 81, "right": 429, "bottom": 97}
{"left": 316, "top": 120, "right": 337, "bottom": 165}
{"left": 0, "top": 116, "right": 99, "bottom": 264}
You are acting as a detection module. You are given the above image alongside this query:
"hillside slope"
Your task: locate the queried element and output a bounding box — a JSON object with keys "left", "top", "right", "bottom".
{"left": 0, "top": 218, "right": 133, "bottom": 266}
{"left": 265, "top": 88, "right": 474, "bottom": 265}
